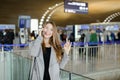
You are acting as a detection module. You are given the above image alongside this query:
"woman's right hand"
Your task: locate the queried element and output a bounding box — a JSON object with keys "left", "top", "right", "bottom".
{"left": 38, "top": 28, "right": 43, "bottom": 36}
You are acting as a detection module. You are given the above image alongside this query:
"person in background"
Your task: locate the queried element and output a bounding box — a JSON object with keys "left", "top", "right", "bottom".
{"left": 2, "top": 29, "right": 8, "bottom": 44}
{"left": 102, "top": 28, "right": 107, "bottom": 43}
{"left": 8, "top": 29, "right": 15, "bottom": 44}
{"left": 6, "top": 29, "right": 15, "bottom": 50}
{"left": 30, "top": 31, "right": 36, "bottom": 40}
{"left": 89, "top": 29, "right": 98, "bottom": 56}
{"left": 117, "top": 29, "right": 120, "bottom": 41}
{"left": 29, "top": 21, "right": 71, "bottom": 80}
{"left": 68, "top": 32, "right": 74, "bottom": 47}
{"left": 106, "top": 31, "right": 111, "bottom": 43}
{"left": 68, "top": 32, "right": 74, "bottom": 42}
{"left": 0, "top": 30, "right": 3, "bottom": 44}
{"left": 96, "top": 27, "right": 102, "bottom": 33}
{"left": 60, "top": 31, "right": 67, "bottom": 42}
{"left": 79, "top": 33, "right": 85, "bottom": 54}
{"left": 85, "top": 29, "right": 91, "bottom": 43}
{"left": 110, "top": 31, "right": 115, "bottom": 42}
{"left": 90, "top": 29, "right": 98, "bottom": 43}
{"left": 57, "top": 29, "right": 62, "bottom": 42}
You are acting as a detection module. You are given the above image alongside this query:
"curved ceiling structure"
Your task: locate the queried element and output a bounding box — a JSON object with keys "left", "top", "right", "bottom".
{"left": 0, "top": 0, "right": 120, "bottom": 27}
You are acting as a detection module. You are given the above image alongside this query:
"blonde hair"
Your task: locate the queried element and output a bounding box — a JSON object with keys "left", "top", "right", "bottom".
{"left": 42, "top": 21, "right": 63, "bottom": 62}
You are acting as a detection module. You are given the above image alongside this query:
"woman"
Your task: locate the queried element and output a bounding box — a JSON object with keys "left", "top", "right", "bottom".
{"left": 29, "top": 21, "right": 71, "bottom": 80}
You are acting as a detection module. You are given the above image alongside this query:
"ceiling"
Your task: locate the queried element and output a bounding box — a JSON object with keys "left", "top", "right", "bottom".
{"left": 0, "top": 0, "right": 120, "bottom": 27}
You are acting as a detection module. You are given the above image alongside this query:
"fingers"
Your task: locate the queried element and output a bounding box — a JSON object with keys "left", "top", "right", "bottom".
{"left": 65, "top": 37, "right": 70, "bottom": 43}
{"left": 64, "top": 41, "right": 71, "bottom": 54}
{"left": 39, "top": 28, "right": 43, "bottom": 32}
{"left": 39, "top": 28, "right": 43, "bottom": 36}
{"left": 66, "top": 37, "right": 69, "bottom": 42}
{"left": 64, "top": 40, "right": 71, "bottom": 48}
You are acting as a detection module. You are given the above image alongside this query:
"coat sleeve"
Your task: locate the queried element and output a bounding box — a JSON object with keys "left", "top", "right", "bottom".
{"left": 29, "top": 36, "right": 43, "bottom": 57}
{"left": 59, "top": 52, "right": 69, "bottom": 69}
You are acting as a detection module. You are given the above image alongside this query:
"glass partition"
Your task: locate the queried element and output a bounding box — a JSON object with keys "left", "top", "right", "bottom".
{"left": 60, "top": 69, "right": 94, "bottom": 80}
{"left": 0, "top": 47, "right": 31, "bottom": 80}
{"left": 0, "top": 45, "right": 94, "bottom": 80}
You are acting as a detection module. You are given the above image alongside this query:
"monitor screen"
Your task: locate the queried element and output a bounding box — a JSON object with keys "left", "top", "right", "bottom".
{"left": 81, "top": 25, "right": 89, "bottom": 29}
{"left": 64, "top": 0, "right": 88, "bottom": 14}
{"left": 106, "top": 24, "right": 119, "bottom": 31}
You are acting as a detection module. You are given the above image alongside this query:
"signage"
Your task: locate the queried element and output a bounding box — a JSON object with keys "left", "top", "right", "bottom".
{"left": 64, "top": 0, "right": 88, "bottom": 14}
{"left": 18, "top": 15, "right": 31, "bottom": 28}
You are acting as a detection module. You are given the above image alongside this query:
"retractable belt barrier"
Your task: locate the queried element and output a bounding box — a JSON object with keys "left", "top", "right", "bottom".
{"left": 0, "top": 44, "right": 28, "bottom": 51}
{"left": 0, "top": 41, "right": 120, "bottom": 51}
{"left": 61, "top": 41, "right": 120, "bottom": 47}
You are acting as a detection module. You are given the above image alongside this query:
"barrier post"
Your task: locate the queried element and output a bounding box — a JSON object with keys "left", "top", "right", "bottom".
{"left": 85, "top": 43, "right": 89, "bottom": 73}
{"left": 1, "top": 45, "right": 4, "bottom": 62}
{"left": 115, "top": 43, "right": 117, "bottom": 55}
{"left": 72, "top": 42, "right": 76, "bottom": 60}
{"left": 1, "top": 45, "right": 5, "bottom": 80}
{"left": 69, "top": 72, "right": 71, "bottom": 80}
{"left": 114, "top": 43, "right": 117, "bottom": 65}
{"left": 85, "top": 43, "right": 88, "bottom": 64}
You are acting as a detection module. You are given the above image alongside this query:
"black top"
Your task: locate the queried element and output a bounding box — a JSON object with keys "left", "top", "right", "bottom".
{"left": 43, "top": 47, "right": 51, "bottom": 80}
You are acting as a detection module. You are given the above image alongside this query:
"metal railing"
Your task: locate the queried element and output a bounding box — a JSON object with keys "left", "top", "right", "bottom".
{"left": 60, "top": 69, "right": 94, "bottom": 80}
{"left": 64, "top": 42, "right": 120, "bottom": 80}
{"left": 0, "top": 44, "right": 31, "bottom": 80}
{"left": 1, "top": 41, "right": 120, "bottom": 80}
{"left": 0, "top": 44, "right": 94, "bottom": 80}
{"left": 71, "top": 42, "right": 120, "bottom": 65}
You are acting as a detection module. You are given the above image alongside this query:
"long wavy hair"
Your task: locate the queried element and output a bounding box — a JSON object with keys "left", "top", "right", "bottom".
{"left": 41, "top": 21, "right": 63, "bottom": 62}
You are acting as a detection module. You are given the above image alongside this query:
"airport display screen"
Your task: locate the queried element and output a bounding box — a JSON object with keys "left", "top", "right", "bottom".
{"left": 0, "top": 24, "right": 15, "bottom": 30}
{"left": 75, "top": 24, "right": 89, "bottom": 35}
{"left": 92, "top": 25, "right": 103, "bottom": 29}
{"left": 106, "top": 24, "right": 119, "bottom": 31}
{"left": 18, "top": 15, "right": 31, "bottom": 28}
{"left": 81, "top": 25, "right": 89, "bottom": 29}
{"left": 64, "top": 0, "right": 88, "bottom": 14}
{"left": 19, "top": 19, "right": 26, "bottom": 28}
{"left": 65, "top": 25, "right": 73, "bottom": 30}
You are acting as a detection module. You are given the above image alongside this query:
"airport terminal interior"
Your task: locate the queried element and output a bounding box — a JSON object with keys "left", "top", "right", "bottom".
{"left": 0, "top": 0, "right": 120, "bottom": 80}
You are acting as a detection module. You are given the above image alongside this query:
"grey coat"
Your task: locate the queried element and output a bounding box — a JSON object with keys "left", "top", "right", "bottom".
{"left": 29, "top": 36, "right": 69, "bottom": 80}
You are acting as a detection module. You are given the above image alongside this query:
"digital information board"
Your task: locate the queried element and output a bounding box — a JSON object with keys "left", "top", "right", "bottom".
{"left": 18, "top": 15, "right": 31, "bottom": 28}
{"left": 64, "top": 0, "right": 88, "bottom": 14}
